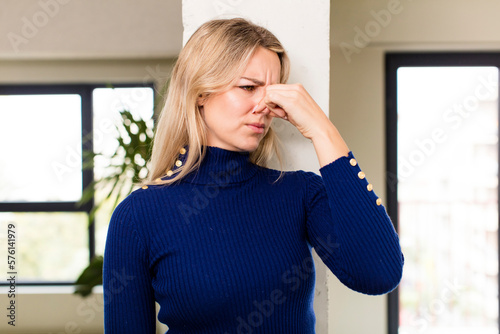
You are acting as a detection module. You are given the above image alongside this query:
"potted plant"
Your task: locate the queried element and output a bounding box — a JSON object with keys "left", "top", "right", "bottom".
{"left": 74, "top": 106, "right": 155, "bottom": 297}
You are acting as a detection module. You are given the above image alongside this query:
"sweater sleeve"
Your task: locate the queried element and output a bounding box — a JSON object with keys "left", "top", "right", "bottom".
{"left": 305, "top": 151, "right": 404, "bottom": 295}
{"left": 103, "top": 195, "right": 157, "bottom": 333}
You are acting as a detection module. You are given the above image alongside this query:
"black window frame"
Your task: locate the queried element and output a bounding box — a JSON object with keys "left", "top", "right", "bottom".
{"left": 0, "top": 82, "right": 155, "bottom": 286}
{"left": 386, "top": 52, "right": 500, "bottom": 334}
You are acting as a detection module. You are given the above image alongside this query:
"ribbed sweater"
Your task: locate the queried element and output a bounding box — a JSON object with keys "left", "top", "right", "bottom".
{"left": 103, "top": 146, "right": 404, "bottom": 333}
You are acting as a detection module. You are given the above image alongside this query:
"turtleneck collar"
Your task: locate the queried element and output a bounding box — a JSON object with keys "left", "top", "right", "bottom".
{"left": 180, "top": 146, "right": 259, "bottom": 185}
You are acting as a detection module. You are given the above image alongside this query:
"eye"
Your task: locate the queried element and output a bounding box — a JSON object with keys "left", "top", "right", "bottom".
{"left": 239, "top": 85, "right": 256, "bottom": 92}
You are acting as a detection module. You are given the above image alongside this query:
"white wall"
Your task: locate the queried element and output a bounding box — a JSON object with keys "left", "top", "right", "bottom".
{"left": 329, "top": 0, "right": 500, "bottom": 333}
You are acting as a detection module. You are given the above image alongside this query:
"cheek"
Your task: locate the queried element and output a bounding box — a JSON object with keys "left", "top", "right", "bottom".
{"left": 226, "top": 93, "right": 254, "bottom": 114}
{"left": 203, "top": 90, "right": 256, "bottom": 131}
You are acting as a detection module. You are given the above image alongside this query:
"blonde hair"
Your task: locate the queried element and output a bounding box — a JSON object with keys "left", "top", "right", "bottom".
{"left": 145, "top": 18, "right": 290, "bottom": 185}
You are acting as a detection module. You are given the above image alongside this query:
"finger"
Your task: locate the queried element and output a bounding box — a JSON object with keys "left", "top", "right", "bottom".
{"left": 266, "top": 103, "right": 287, "bottom": 118}
{"left": 269, "top": 108, "right": 288, "bottom": 120}
{"left": 269, "top": 110, "right": 286, "bottom": 119}
{"left": 265, "top": 83, "right": 291, "bottom": 91}
{"left": 264, "top": 89, "right": 299, "bottom": 112}
{"left": 253, "top": 94, "right": 287, "bottom": 118}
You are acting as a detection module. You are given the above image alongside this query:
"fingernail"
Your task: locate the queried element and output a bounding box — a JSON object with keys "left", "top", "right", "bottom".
{"left": 252, "top": 105, "right": 258, "bottom": 114}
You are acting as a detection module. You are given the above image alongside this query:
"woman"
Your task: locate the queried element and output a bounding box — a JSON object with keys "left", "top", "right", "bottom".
{"left": 103, "top": 18, "right": 403, "bottom": 333}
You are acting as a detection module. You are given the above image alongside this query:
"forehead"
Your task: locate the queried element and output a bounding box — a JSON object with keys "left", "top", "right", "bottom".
{"left": 241, "top": 47, "right": 281, "bottom": 83}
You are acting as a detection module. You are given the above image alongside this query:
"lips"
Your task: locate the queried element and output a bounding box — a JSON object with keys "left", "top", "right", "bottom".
{"left": 247, "top": 123, "right": 265, "bottom": 134}
{"left": 249, "top": 123, "right": 265, "bottom": 128}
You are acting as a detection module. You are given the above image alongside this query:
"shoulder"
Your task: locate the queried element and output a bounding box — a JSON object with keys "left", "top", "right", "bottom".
{"left": 107, "top": 185, "right": 173, "bottom": 244}
{"left": 112, "top": 186, "right": 150, "bottom": 214}
{"left": 109, "top": 184, "right": 168, "bottom": 226}
{"left": 125, "top": 181, "right": 181, "bottom": 202}
{"left": 112, "top": 181, "right": 196, "bottom": 223}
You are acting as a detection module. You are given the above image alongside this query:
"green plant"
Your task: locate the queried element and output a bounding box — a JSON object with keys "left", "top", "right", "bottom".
{"left": 74, "top": 108, "right": 155, "bottom": 297}
{"left": 74, "top": 256, "right": 103, "bottom": 297}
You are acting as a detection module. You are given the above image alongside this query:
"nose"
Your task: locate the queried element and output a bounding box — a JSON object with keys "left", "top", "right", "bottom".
{"left": 252, "top": 103, "right": 271, "bottom": 115}
{"left": 251, "top": 86, "right": 272, "bottom": 116}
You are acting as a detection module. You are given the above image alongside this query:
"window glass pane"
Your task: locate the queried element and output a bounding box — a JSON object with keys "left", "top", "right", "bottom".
{"left": 92, "top": 87, "right": 154, "bottom": 255}
{"left": 0, "top": 94, "right": 82, "bottom": 202}
{"left": 397, "top": 67, "right": 498, "bottom": 334}
{"left": 0, "top": 212, "right": 88, "bottom": 282}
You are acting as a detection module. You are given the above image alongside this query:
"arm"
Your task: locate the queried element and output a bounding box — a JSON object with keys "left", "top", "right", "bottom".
{"left": 259, "top": 83, "right": 403, "bottom": 294}
{"left": 305, "top": 154, "right": 403, "bottom": 294}
{"left": 103, "top": 196, "right": 157, "bottom": 333}
{"left": 307, "top": 108, "right": 403, "bottom": 293}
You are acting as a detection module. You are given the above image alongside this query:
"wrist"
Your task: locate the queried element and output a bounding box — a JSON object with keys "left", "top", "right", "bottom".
{"left": 311, "top": 124, "right": 350, "bottom": 167}
{"left": 310, "top": 123, "right": 338, "bottom": 143}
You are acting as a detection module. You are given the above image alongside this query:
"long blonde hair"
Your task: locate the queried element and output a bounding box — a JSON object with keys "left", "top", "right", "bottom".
{"left": 146, "top": 18, "right": 290, "bottom": 185}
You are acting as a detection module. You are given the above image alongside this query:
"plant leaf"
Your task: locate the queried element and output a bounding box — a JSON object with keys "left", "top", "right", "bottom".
{"left": 74, "top": 256, "right": 103, "bottom": 297}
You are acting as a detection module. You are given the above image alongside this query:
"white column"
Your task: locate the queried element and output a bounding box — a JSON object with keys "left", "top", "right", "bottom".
{"left": 181, "top": 1, "right": 331, "bottom": 333}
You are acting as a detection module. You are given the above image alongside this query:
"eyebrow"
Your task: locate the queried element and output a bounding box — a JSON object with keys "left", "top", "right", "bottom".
{"left": 240, "top": 77, "right": 265, "bottom": 86}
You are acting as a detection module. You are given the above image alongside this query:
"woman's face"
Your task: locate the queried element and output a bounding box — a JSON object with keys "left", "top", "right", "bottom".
{"left": 199, "top": 47, "right": 281, "bottom": 152}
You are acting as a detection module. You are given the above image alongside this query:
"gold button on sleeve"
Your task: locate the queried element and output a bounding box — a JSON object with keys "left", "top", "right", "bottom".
{"left": 349, "top": 158, "right": 357, "bottom": 166}
{"left": 166, "top": 170, "right": 173, "bottom": 177}
{"left": 141, "top": 185, "right": 148, "bottom": 190}
{"left": 180, "top": 147, "right": 186, "bottom": 155}
{"left": 376, "top": 198, "right": 382, "bottom": 206}
{"left": 175, "top": 160, "right": 183, "bottom": 167}
{"left": 367, "top": 184, "right": 373, "bottom": 191}
{"left": 358, "top": 171, "right": 365, "bottom": 179}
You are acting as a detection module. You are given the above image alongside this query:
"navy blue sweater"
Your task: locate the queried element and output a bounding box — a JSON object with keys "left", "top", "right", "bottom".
{"left": 103, "top": 146, "right": 403, "bottom": 333}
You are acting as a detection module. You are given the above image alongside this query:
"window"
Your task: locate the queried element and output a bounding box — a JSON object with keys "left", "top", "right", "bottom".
{"left": 0, "top": 84, "right": 154, "bottom": 284}
{"left": 386, "top": 53, "right": 500, "bottom": 334}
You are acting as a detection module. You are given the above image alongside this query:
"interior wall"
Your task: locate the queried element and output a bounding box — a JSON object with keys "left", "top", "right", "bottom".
{"left": 329, "top": 0, "right": 500, "bottom": 333}
{"left": 0, "top": 0, "right": 182, "bottom": 59}
{"left": 0, "top": 58, "right": 174, "bottom": 85}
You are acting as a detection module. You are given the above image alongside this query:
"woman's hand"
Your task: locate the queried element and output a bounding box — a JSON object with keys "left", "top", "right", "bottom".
{"left": 256, "top": 83, "right": 350, "bottom": 166}
{"left": 255, "top": 83, "right": 331, "bottom": 141}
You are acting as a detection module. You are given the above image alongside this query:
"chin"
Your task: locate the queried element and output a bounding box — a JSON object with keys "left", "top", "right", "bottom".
{"left": 235, "top": 138, "right": 262, "bottom": 152}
